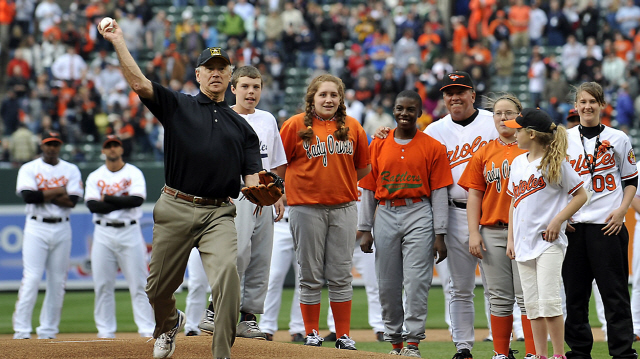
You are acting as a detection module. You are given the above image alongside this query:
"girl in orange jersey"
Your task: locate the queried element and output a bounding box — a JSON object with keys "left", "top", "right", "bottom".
{"left": 458, "top": 94, "right": 535, "bottom": 359}
{"left": 279, "top": 74, "right": 371, "bottom": 350}
{"left": 505, "top": 109, "right": 587, "bottom": 359}
{"left": 358, "top": 90, "right": 452, "bottom": 357}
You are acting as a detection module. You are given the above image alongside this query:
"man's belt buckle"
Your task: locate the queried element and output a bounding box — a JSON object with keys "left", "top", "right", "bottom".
{"left": 192, "top": 196, "right": 204, "bottom": 204}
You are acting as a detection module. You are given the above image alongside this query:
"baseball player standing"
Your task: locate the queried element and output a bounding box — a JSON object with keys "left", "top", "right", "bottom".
{"left": 458, "top": 94, "right": 534, "bottom": 359}
{"left": 13, "top": 132, "right": 83, "bottom": 340}
{"left": 280, "top": 74, "right": 371, "bottom": 350}
{"left": 183, "top": 248, "right": 210, "bottom": 336}
{"left": 505, "top": 108, "right": 587, "bottom": 358}
{"left": 359, "top": 90, "right": 451, "bottom": 357}
{"left": 197, "top": 66, "right": 287, "bottom": 339}
{"left": 630, "top": 162, "right": 640, "bottom": 342}
{"left": 84, "top": 135, "right": 155, "bottom": 338}
{"left": 377, "top": 71, "right": 497, "bottom": 358}
{"left": 563, "top": 82, "right": 638, "bottom": 359}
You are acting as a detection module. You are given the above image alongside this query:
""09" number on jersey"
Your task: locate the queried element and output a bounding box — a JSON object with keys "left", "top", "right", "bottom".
{"left": 592, "top": 174, "right": 616, "bottom": 192}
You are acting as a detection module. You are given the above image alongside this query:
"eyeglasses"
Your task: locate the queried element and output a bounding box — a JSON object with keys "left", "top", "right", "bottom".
{"left": 493, "top": 111, "right": 517, "bottom": 118}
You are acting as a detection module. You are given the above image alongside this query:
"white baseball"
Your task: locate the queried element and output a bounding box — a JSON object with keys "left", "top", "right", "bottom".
{"left": 100, "top": 17, "right": 114, "bottom": 32}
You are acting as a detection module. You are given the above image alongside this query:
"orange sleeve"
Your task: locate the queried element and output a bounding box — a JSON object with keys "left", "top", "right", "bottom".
{"left": 458, "top": 145, "right": 487, "bottom": 192}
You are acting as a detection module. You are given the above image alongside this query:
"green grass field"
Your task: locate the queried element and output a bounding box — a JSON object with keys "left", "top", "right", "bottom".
{"left": 1, "top": 287, "right": 637, "bottom": 358}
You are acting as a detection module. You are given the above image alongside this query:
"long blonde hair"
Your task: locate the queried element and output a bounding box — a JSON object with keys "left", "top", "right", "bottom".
{"left": 524, "top": 123, "right": 568, "bottom": 184}
{"left": 297, "top": 74, "right": 349, "bottom": 143}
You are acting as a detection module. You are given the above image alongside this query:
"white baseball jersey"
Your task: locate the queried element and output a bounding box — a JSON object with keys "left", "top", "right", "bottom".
{"left": 507, "top": 154, "right": 584, "bottom": 262}
{"left": 85, "top": 163, "right": 146, "bottom": 222}
{"left": 425, "top": 109, "right": 498, "bottom": 200}
{"left": 16, "top": 157, "right": 83, "bottom": 217}
{"left": 234, "top": 108, "right": 287, "bottom": 171}
{"left": 567, "top": 125, "right": 638, "bottom": 224}
{"left": 635, "top": 162, "right": 640, "bottom": 221}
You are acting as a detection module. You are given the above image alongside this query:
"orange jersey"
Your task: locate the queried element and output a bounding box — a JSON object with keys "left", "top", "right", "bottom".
{"left": 359, "top": 129, "right": 453, "bottom": 200}
{"left": 280, "top": 113, "right": 370, "bottom": 205}
{"left": 458, "top": 139, "right": 526, "bottom": 226}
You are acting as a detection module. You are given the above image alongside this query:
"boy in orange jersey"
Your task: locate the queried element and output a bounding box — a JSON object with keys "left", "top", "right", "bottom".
{"left": 358, "top": 90, "right": 451, "bottom": 357}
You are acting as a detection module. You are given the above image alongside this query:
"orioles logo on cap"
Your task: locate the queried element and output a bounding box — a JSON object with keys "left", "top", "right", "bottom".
{"left": 448, "top": 74, "right": 465, "bottom": 81}
{"left": 49, "top": 131, "right": 60, "bottom": 137}
{"left": 210, "top": 47, "right": 221, "bottom": 56}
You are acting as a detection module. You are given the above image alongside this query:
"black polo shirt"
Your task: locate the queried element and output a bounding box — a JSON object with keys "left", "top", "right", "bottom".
{"left": 140, "top": 81, "right": 262, "bottom": 199}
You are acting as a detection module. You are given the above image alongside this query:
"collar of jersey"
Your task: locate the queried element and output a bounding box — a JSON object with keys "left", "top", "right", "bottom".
{"left": 197, "top": 92, "right": 227, "bottom": 105}
{"left": 498, "top": 138, "right": 517, "bottom": 146}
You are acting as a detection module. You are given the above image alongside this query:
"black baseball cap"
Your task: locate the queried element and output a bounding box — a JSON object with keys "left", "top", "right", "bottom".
{"left": 566, "top": 108, "right": 580, "bottom": 122}
{"left": 504, "top": 108, "right": 554, "bottom": 133}
{"left": 197, "top": 47, "right": 230, "bottom": 67}
{"left": 102, "top": 135, "right": 122, "bottom": 148}
{"left": 440, "top": 71, "right": 475, "bottom": 91}
{"left": 42, "top": 131, "right": 63, "bottom": 145}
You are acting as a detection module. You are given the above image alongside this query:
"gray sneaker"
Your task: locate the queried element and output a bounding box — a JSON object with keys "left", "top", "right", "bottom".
{"left": 236, "top": 320, "right": 266, "bottom": 340}
{"left": 153, "top": 310, "right": 185, "bottom": 359}
{"left": 400, "top": 345, "right": 421, "bottom": 357}
{"left": 198, "top": 308, "right": 215, "bottom": 335}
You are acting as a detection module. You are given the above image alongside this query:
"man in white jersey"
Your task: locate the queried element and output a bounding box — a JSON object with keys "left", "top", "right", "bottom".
{"left": 425, "top": 72, "right": 498, "bottom": 359}
{"left": 13, "top": 132, "right": 83, "bottom": 340}
{"left": 84, "top": 135, "right": 155, "bottom": 338}
{"left": 198, "top": 65, "right": 287, "bottom": 339}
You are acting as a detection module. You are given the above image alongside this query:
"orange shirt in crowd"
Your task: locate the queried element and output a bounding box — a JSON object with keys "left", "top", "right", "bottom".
{"left": 359, "top": 129, "right": 453, "bottom": 200}
{"left": 508, "top": 5, "right": 530, "bottom": 33}
{"left": 488, "top": 18, "right": 513, "bottom": 36}
{"left": 467, "top": 45, "right": 492, "bottom": 66}
{"left": 0, "top": 0, "right": 15, "bottom": 25}
{"left": 417, "top": 32, "right": 441, "bottom": 61}
{"left": 280, "top": 113, "right": 371, "bottom": 206}
{"left": 452, "top": 24, "right": 469, "bottom": 53}
{"left": 635, "top": 33, "right": 640, "bottom": 62}
{"left": 458, "top": 139, "right": 526, "bottom": 226}
{"left": 614, "top": 38, "right": 633, "bottom": 60}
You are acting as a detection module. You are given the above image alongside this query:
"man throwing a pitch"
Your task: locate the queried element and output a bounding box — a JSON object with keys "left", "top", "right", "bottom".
{"left": 99, "top": 19, "right": 263, "bottom": 359}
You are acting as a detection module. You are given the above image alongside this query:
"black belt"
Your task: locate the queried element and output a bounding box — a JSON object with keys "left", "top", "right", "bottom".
{"left": 95, "top": 220, "right": 137, "bottom": 228}
{"left": 449, "top": 200, "right": 467, "bottom": 209}
{"left": 163, "top": 186, "right": 230, "bottom": 206}
{"left": 31, "top": 216, "right": 69, "bottom": 223}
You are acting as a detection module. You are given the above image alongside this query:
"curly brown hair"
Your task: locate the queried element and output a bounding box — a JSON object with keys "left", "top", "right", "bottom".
{"left": 297, "top": 74, "right": 349, "bottom": 143}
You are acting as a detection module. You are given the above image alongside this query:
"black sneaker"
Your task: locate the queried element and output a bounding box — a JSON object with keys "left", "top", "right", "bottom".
{"left": 185, "top": 330, "right": 199, "bottom": 336}
{"left": 290, "top": 333, "right": 305, "bottom": 342}
{"left": 335, "top": 334, "right": 356, "bottom": 350}
{"left": 508, "top": 349, "right": 519, "bottom": 359}
{"left": 324, "top": 332, "right": 337, "bottom": 341}
{"left": 304, "top": 330, "right": 324, "bottom": 346}
{"left": 375, "top": 331, "right": 384, "bottom": 342}
{"left": 452, "top": 349, "right": 473, "bottom": 359}
{"left": 264, "top": 333, "right": 273, "bottom": 341}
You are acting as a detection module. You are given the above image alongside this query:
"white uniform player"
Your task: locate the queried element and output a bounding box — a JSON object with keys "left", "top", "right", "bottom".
{"left": 13, "top": 132, "right": 83, "bottom": 340}
{"left": 424, "top": 73, "right": 498, "bottom": 358}
{"left": 84, "top": 136, "right": 154, "bottom": 338}
{"left": 184, "top": 248, "right": 210, "bottom": 336}
{"left": 631, "top": 162, "right": 640, "bottom": 341}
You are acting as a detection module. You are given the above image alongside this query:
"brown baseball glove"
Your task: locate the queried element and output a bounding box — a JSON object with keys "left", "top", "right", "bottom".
{"left": 241, "top": 171, "right": 284, "bottom": 209}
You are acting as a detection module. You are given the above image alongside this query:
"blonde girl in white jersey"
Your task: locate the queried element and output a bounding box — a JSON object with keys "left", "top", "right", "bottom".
{"left": 504, "top": 109, "right": 587, "bottom": 359}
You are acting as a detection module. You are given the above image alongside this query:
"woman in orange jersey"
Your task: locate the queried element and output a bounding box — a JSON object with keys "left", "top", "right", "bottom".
{"left": 458, "top": 94, "right": 536, "bottom": 359}
{"left": 279, "top": 74, "right": 371, "bottom": 350}
{"left": 358, "top": 90, "right": 451, "bottom": 357}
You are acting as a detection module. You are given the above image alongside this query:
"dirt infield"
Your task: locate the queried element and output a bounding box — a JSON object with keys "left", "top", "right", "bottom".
{"left": 1, "top": 329, "right": 605, "bottom": 359}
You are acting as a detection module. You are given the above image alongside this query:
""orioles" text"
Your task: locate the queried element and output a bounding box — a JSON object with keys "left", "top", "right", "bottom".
{"left": 512, "top": 174, "right": 546, "bottom": 207}
{"left": 97, "top": 178, "right": 132, "bottom": 195}
{"left": 303, "top": 135, "right": 354, "bottom": 167}
{"left": 448, "top": 136, "right": 488, "bottom": 168}
{"left": 569, "top": 152, "right": 616, "bottom": 175}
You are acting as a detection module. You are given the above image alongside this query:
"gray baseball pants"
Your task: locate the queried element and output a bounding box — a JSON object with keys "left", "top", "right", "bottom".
{"left": 289, "top": 202, "right": 356, "bottom": 304}
{"left": 374, "top": 199, "right": 435, "bottom": 344}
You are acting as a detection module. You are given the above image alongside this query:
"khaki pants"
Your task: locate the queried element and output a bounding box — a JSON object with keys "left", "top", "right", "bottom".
{"left": 146, "top": 192, "right": 239, "bottom": 358}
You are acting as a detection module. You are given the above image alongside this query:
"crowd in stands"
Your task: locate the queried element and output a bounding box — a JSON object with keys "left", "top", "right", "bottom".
{"left": 1, "top": 0, "right": 640, "bottom": 167}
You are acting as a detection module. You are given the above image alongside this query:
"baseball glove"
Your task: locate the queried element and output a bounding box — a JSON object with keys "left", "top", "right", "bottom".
{"left": 241, "top": 171, "right": 284, "bottom": 209}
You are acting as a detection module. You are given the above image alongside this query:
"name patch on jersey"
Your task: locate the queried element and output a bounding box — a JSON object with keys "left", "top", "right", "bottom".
{"left": 448, "top": 136, "right": 488, "bottom": 169}
{"left": 97, "top": 178, "right": 132, "bottom": 195}
{"left": 512, "top": 174, "right": 546, "bottom": 208}
{"left": 485, "top": 159, "right": 510, "bottom": 193}
{"left": 569, "top": 152, "right": 616, "bottom": 176}
{"left": 303, "top": 135, "right": 354, "bottom": 167}
{"left": 380, "top": 171, "right": 422, "bottom": 193}
{"left": 36, "top": 174, "right": 68, "bottom": 189}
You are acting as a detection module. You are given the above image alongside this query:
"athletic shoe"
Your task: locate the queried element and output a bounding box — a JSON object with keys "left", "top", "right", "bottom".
{"left": 264, "top": 333, "right": 273, "bottom": 341}
{"left": 452, "top": 349, "right": 473, "bottom": 359}
{"left": 290, "top": 333, "right": 305, "bottom": 342}
{"left": 492, "top": 354, "right": 508, "bottom": 359}
{"left": 13, "top": 333, "right": 30, "bottom": 339}
{"left": 517, "top": 336, "right": 525, "bottom": 341}
{"left": 508, "top": 349, "right": 519, "bottom": 359}
{"left": 483, "top": 336, "right": 493, "bottom": 342}
{"left": 153, "top": 310, "right": 185, "bottom": 359}
{"left": 198, "top": 308, "right": 215, "bottom": 335}
{"left": 185, "top": 330, "right": 198, "bottom": 337}
{"left": 376, "top": 331, "right": 385, "bottom": 342}
{"left": 324, "top": 332, "right": 337, "bottom": 341}
{"left": 400, "top": 344, "right": 421, "bottom": 357}
{"left": 335, "top": 334, "right": 357, "bottom": 350}
{"left": 236, "top": 314, "right": 266, "bottom": 340}
{"left": 389, "top": 348, "right": 402, "bottom": 355}
{"left": 524, "top": 354, "right": 536, "bottom": 358}
{"left": 304, "top": 330, "right": 324, "bottom": 346}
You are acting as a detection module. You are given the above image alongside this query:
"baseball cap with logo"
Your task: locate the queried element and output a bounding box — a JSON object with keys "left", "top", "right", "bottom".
{"left": 197, "top": 47, "right": 231, "bottom": 67}
{"left": 440, "top": 71, "right": 475, "bottom": 91}
{"left": 566, "top": 108, "right": 580, "bottom": 121}
{"left": 42, "top": 131, "right": 63, "bottom": 145}
{"left": 102, "top": 135, "right": 122, "bottom": 148}
{"left": 504, "top": 108, "right": 554, "bottom": 133}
